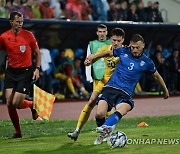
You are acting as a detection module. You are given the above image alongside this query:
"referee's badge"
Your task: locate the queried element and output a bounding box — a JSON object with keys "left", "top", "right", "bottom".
{"left": 20, "top": 45, "right": 26, "bottom": 53}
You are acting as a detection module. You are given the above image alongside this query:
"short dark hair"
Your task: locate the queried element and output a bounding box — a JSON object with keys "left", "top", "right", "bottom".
{"left": 131, "top": 34, "right": 144, "bottom": 43}
{"left": 9, "top": 11, "right": 23, "bottom": 20}
{"left": 111, "top": 28, "right": 125, "bottom": 38}
{"left": 97, "top": 24, "right": 107, "bottom": 30}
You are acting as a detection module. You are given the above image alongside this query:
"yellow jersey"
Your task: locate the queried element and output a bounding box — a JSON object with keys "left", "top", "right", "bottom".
{"left": 93, "top": 45, "right": 119, "bottom": 93}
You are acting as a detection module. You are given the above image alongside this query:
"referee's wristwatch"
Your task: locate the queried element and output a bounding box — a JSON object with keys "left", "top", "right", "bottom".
{"left": 36, "top": 66, "right": 40, "bottom": 71}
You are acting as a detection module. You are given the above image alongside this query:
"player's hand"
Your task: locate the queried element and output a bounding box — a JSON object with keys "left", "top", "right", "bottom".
{"left": 87, "top": 54, "right": 94, "bottom": 62}
{"left": 163, "top": 90, "right": 169, "bottom": 99}
{"left": 84, "top": 54, "right": 94, "bottom": 66}
{"left": 32, "top": 68, "right": 40, "bottom": 81}
{"left": 84, "top": 58, "right": 91, "bottom": 66}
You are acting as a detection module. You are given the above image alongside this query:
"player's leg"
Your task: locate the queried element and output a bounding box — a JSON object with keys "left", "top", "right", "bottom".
{"left": 15, "top": 93, "right": 39, "bottom": 120}
{"left": 20, "top": 100, "right": 33, "bottom": 108}
{"left": 95, "top": 102, "right": 131, "bottom": 145}
{"left": 102, "top": 77, "right": 115, "bottom": 118}
{"left": 97, "top": 89, "right": 134, "bottom": 129}
{"left": 103, "top": 103, "right": 131, "bottom": 127}
{"left": 95, "top": 99, "right": 108, "bottom": 126}
{"left": 15, "top": 68, "right": 39, "bottom": 120}
{"left": 5, "top": 67, "right": 23, "bottom": 138}
{"left": 77, "top": 91, "right": 99, "bottom": 130}
{"left": 6, "top": 89, "right": 22, "bottom": 138}
{"left": 67, "top": 91, "right": 99, "bottom": 141}
{"left": 67, "top": 80, "right": 103, "bottom": 141}
{"left": 94, "top": 88, "right": 130, "bottom": 145}
{"left": 94, "top": 99, "right": 109, "bottom": 145}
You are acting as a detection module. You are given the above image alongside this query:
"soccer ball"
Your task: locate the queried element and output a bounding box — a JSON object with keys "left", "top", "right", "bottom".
{"left": 107, "top": 131, "right": 127, "bottom": 148}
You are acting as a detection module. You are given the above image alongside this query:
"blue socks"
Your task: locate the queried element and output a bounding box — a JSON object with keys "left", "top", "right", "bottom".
{"left": 103, "top": 111, "right": 122, "bottom": 126}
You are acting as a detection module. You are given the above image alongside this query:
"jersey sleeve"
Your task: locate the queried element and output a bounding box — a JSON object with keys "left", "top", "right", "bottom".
{"left": 146, "top": 59, "right": 156, "bottom": 74}
{"left": 29, "top": 32, "right": 39, "bottom": 51}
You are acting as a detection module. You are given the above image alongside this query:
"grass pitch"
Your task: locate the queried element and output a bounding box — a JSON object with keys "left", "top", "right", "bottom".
{"left": 0, "top": 115, "right": 180, "bottom": 154}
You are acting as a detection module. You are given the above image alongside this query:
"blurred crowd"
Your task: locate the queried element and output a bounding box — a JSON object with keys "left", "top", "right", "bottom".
{"left": 141, "top": 45, "right": 180, "bottom": 95}
{"left": 0, "top": 0, "right": 163, "bottom": 22}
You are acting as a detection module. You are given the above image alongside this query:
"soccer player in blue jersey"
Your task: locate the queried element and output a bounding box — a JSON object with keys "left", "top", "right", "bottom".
{"left": 85, "top": 34, "right": 169, "bottom": 144}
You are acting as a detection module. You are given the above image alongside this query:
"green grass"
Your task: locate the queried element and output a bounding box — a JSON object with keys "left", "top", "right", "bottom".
{"left": 0, "top": 115, "right": 180, "bottom": 154}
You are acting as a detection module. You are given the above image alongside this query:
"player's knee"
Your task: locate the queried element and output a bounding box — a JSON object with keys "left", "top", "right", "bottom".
{"left": 116, "top": 108, "right": 129, "bottom": 116}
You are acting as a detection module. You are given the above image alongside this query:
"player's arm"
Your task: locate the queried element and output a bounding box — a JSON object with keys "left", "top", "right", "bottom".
{"left": 34, "top": 47, "right": 41, "bottom": 68}
{"left": 33, "top": 47, "right": 41, "bottom": 81}
{"left": 152, "top": 70, "right": 169, "bottom": 99}
{"left": 29, "top": 31, "right": 41, "bottom": 81}
{"left": 84, "top": 49, "right": 113, "bottom": 66}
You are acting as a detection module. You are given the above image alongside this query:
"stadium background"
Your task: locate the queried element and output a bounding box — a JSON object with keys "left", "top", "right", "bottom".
{"left": 0, "top": 17, "right": 179, "bottom": 97}
{"left": 0, "top": 17, "right": 179, "bottom": 120}
{"left": 0, "top": 0, "right": 180, "bottom": 119}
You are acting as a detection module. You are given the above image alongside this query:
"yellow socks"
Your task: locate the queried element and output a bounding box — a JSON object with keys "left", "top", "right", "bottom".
{"left": 76, "top": 104, "right": 93, "bottom": 130}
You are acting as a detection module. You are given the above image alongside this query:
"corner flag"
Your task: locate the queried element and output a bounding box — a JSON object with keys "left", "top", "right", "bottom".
{"left": 33, "top": 84, "right": 55, "bottom": 120}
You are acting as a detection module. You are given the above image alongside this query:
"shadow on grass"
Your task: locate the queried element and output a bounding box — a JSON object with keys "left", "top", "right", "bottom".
{"left": 24, "top": 142, "right": 110, "bottom": 154}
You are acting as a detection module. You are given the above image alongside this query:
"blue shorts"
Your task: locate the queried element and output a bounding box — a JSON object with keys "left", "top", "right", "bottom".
{"left": 97, "top": 86, "right": 134, "bottom": 111}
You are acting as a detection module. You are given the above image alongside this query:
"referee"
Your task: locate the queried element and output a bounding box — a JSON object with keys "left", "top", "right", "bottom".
{"left": 0, "top": 11, "right": 41, "bottom": 138}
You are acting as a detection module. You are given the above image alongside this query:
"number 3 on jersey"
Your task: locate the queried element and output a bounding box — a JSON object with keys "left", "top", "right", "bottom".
{"left": 128, "top": 62, "right": 134, "bottom": 70}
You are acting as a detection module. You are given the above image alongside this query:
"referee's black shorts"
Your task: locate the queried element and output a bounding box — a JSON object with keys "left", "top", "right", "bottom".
{"left": 4, "top": 66, "right": 33, "bottom": 94}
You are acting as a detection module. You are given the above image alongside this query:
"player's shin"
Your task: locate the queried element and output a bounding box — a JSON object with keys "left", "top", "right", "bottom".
{"left": 8, "top": 108, "right": 21, "bottom": 135}
{"left": 76, "top": 104, "right": 93, "bottom": 130}
{"left": 104, "top": 111, "right": 122, "bottom": 126}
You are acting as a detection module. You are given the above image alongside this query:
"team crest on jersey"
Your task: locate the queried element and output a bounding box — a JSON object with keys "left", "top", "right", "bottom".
{"left": 140, "top": 60, "right": 145, "bottom": 66}
{"left": 20, "top": 45, "right": 26, "bottom": 53}
{"left": 124, "top": 54, "right": 128, "bottom": 58}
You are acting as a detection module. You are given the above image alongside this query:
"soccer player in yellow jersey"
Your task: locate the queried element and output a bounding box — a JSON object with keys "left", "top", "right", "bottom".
{"left": 67, "top": 28, "right": 125, "bottom": 141}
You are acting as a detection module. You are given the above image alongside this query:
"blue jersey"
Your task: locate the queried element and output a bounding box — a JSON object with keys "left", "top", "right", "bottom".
{"left": 105, "top": 47, "right": 156, "bottom": 96}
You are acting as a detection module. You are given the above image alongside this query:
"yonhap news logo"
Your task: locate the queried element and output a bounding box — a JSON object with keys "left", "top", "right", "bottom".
{"left": 127, "top": 138, "right": 180, "bottom": 145}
